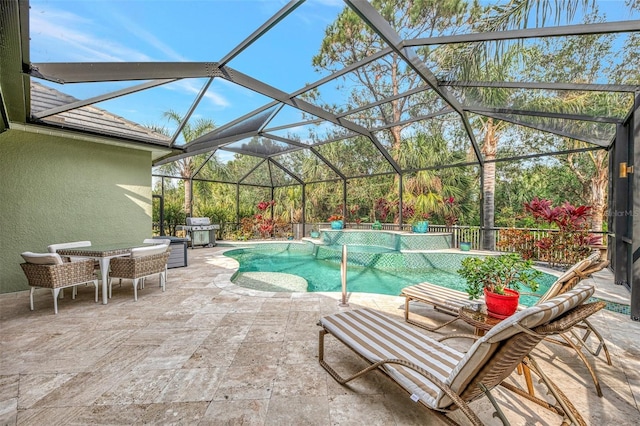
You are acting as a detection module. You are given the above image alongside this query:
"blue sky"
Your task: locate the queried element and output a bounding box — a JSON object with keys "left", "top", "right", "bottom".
{"left": 29, "top": 0, "right": 345, "bottom": 132}
{"left": 29, "top": 0, "right": 640, "bottom": 139}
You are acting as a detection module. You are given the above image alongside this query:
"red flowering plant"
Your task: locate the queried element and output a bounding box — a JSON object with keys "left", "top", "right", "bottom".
{"left": 402, "top": 203, "right": 416, "bottom": 223}
{"left": 374, "top": 198, "right": 392, "bottom": 222}
{"left": 348, "top": 204, "right": 362, "bottom": 224}
{"left": 327, "top": 204, "right": 345, "bottom": 222}
{"left": 254, "top": 200, "right": 276, "bottom": 239}
{"left": 425, "top": 196, "right": 459, "bottom": 227}
{"left": 523, "top": 197, "right": 599, "bottom": 267}
{"left": 442, "top": 196, "right": 459, "bottom": 227}
{"left": 497, "top": 228, "right": 536, "bottom": 260}
{"left": 374, "top": 198, "right": 408, "bottom": 223}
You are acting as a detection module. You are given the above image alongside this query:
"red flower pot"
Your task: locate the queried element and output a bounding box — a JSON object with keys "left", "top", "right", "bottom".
{"left": 484, "top": 288, "right": 520, "bottom": 319}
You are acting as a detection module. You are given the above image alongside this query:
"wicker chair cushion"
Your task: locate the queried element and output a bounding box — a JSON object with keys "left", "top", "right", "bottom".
{"left": 47, "top": 241, "right": 91, "bottom": 253}
{"left": 143, "top": 238, "right": 171, "bottom": 245}
{"left": 130, "top": 244, "right": 168, "bottom": 258}
{"left": 21, "top": 252, "right": 64, "bottom": 265}
{"left": 319, "top": 308, "right": 465, "bottom": 408}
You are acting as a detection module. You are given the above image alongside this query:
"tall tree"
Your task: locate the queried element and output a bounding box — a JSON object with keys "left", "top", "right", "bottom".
{"left": 153, "top": 110, "right": 215, "bottom": 217}
{"left": 513, "top": 10, "right": 636, "bottom": 231}
{"left": 311, "top": 1, "right": 474, "bottom": 225}
{"left": 438, "top": 0, "right": 598, "bottom": 247}
{"left": 312, "top": 0, "right": 470, "bottom": 153}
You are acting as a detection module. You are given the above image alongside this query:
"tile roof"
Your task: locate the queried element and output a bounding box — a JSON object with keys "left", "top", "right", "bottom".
{"left": 30, "top": 81, "right": 171, "bottom": 145}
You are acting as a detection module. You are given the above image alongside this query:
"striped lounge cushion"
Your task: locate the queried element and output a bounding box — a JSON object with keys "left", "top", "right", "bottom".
{"left": 401, "top": 281, "right": 478, "bottom": 314}
{"left": 538, "top": 258, "right": 592, "bottom": 303}
{"left": 483, "top": 282, "right": 594, "bottom": 343}
{"left": 319, "top": 308, "right": 464, "bottom": 408}
{"left": 321, "top": 283, "right": 595, "bottom": 410}
{"left": 446, "top": 282, "right": 595, "bottom": 398}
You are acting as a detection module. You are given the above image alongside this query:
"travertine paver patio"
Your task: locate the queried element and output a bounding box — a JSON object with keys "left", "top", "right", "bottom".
{"left": 1, "top": 245, "right": 639, "bottom": 425}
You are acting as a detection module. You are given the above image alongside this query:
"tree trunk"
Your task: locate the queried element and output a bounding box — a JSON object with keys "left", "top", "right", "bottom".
{"left": 482, "top": 118, "right": 498, "bottom": 250}
{"left": 181, "top": 158, "right": 194, "bottom": 217}
{"left": 567, "top": 150, "right": 608, "bottom": 235}
{"left": 184, "top": 178, "right": 192, "bottom": 217}
{"left": 588, "top": 150, "right": 608, "bottom": 234}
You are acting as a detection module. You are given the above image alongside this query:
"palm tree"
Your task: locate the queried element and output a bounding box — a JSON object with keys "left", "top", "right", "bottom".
{"left": 437, "top": 0, "right": 597, "bottom": 248}
{"left": 155, "top": 110, "right": 215, "bottom": 216}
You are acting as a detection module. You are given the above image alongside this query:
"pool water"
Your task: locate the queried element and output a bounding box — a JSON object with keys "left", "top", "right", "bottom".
{"left": 225, "top": 247, "right": 557, "bottom": 307}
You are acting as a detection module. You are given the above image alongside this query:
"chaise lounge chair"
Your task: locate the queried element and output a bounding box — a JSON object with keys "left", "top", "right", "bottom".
{"left": 401, "top": 253, "right": 602, "bottom": 332}
{"left": 400, "top": 252, "right": 611, "bottom": 396}
{"left": 318, "top": 283, "right": 603, "bottom": 425}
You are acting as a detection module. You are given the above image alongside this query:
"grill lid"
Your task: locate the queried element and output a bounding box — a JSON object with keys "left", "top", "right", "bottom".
{"left": 186, "top": 217, "right": 211, "bottom": 226}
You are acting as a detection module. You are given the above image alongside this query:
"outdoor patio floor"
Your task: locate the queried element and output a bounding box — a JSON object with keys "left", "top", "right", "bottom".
{"left": 1, "top": 245, "right": 639, "bottom": 425}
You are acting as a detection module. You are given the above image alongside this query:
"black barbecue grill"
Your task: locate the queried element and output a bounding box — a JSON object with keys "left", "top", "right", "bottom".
{"left": 177, "top": 217, "right": 220, "bottom": 248}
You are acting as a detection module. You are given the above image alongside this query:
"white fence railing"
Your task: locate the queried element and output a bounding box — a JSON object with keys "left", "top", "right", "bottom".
{"left": 158, "top": 221, "right": 606, "bottom": 260}
{"left": 312, "top": 223, "right": 607, "bottom": 260}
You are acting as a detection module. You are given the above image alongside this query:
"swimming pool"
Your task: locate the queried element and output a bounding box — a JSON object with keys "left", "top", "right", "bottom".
{"left": 224, "top": 245, "right": 557, "bottom": 307}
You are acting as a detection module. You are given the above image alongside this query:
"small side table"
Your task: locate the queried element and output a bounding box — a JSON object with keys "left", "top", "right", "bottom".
{"left": 459, "top": 306, "right": 536, "bottom": 396}
{"left": 459, "top": 306, "right": 502, "bottom": 336}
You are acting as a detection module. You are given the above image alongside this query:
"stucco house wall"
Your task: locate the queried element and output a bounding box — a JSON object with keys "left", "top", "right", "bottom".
{"left": 0, "top": 129, "right": 153, "bottom": 294}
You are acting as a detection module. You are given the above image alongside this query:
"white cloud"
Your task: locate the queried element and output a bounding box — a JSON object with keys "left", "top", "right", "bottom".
{"left": 203, "top": 90, "right": 231, "bottom": 108}
{"left": 30, "top": 7, "right": 151, "bottom": 62}
{"left": 108, "top": 10, "right": 187, "bottom": 62}
{"left": 165, "top": 79, "right": 230, "bottom": 108}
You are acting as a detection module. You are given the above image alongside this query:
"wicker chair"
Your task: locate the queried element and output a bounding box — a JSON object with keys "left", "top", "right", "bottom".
{"left": 47, "top": 240, "right": 95, "bottom": 297}
{"left": 47, "top": 240, "right": 92, "bottom": 262}
{"left": 141, "top": 238, "right": 170, "bottom": 289}
{"left": 108, "top": 244, "right": 169, "bottom": 301}
{"left": 318, "top": 283, "right": 603, "bottom": 426}
{"left": 20, "top": 252, "right": 98, "bottom": 314}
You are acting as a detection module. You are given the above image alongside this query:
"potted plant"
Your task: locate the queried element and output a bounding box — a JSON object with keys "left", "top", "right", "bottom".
{"left": 458, "top": 253, "right": 541, "bottom": 319}
{"left": 310, "top": 225, "right": 320, "bottom": 238}
{"left": 410, "top": 213, "right": 429, "bottom": 233}
{"left": 459, "top": 241, "right": 472, "bottom": 251}
{"left": 328, "top": 215, "right": 344, "bottom": 229}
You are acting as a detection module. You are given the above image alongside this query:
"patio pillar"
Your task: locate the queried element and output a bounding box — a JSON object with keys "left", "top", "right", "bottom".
{"left": 302, "top": 183, "right": 306, "bottom": 238}
{"left": 342, "top": 179, "right": 347, "bottom": 225}
{"left": 236, "top": 183, "right": 240, "bottom": 228}
{"left": 270, "top": 186, "right": 275, "bottom": 225}
{"left": 153, "top": 194, "right": 164, "bottom": 236}
{"left": 188, "top": 177, "right": 194, "bottom": 217}
{"left": 398, "top": 173, "right": 403, "bottom": 228}
{"left": 479, "top": 164, "right": 485, "bottom": 250}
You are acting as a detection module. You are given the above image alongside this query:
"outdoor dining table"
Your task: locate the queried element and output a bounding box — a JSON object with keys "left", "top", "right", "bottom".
{"left": 56, "top": 242, "right": 151, "bottom": 304}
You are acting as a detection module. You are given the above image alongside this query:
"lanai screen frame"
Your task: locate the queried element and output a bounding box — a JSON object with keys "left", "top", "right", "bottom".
{"left": 1, "top": 0, "right": 639, "bottom": 318}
